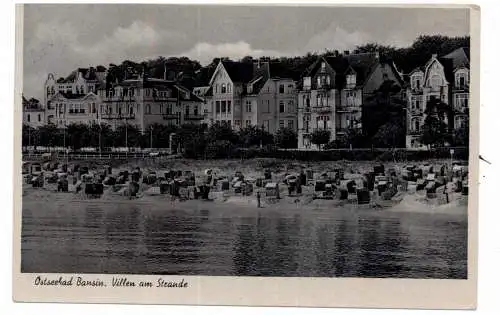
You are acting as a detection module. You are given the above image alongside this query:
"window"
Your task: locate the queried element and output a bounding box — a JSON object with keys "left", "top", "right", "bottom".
{"left": 245, "top": 120, "right": 251, "bottom": 127}
{"left": 455, "top": 94, "right": 469, "bottom": 109}
{"left": 235, "top": 120, "right": 241, "bottom": 127}
{"left": 194, "top": 106, "right": 198, "bottom": 116}
{"left": 265, "top": 100, "right": 270, "bottom": 112}
{"left": 279, "top": 120, "right": 285, "bottom": 129}
{"left": 287, "top": 101, "right": 294, "bottom": 113}
{"left": 317, "top": 76, "right": 321, "bottom": 88}
{"left": 326, "top": 76, "right": 331, "bottom": 86}
{"left": 305, "top": 96, "right": 310, "bottom": 107}
{"left": 215, "top": 84, "right": 219, "bottom": 93}
{"left": 185, "top": 105, "right": 190, "bottom": 116}
{"left": 303, "top": 116, "right": 310, "bottom": 133}
{"left": 227, "top": 101, "right": 231, "bottom": 113}
{"left": 346, "top": 74, "right": 356, "bottom": 87}
{"left": 430, "top": 75, "right": 442, "bottom": 88}
{"left": 321, "top": 62, "right": 326, "bottom": 71}
{"left": 411, "top": 96, "right": 422, "bottom": 110}
{"left": 412, "top": 118, "right": 421, "bottom": 132}
{"left": 346, "top": 91, "right": 355, "bottom": 106}
{"left": 221, "top": 101, "right": 226, "bottom": 113}
{"left": 279, "top": 84, "right": 284, "bottom": 94}
{"left": 287, "top": 120, "right": 294, "bottom": 130}
{"left": 227, "top": 83, "right": 231, "bottom": 93}
{"left": 27, "top": 114, "right": 30, "bottom": 122}
{"left": 216, "top": 101, "right": 221, "bottom": 114}
{"left": 456, "top": 72, "right": 468, "bottom": 88}
{"left": 279, "top": 101, "right": 285, "bottom": 113}
{"left": 221, "top": 83, "right": 226, "bottom": 94}
{"left": 145, "top": 104, "right": 151, "bottom": 114}
{"left": 316, "top": 115, "right": 330, "bottom": 129}
{"left": 263, "top": 120, "right": 270, "bottom": 132}
{"left": 245, "top": 100, "right": 252, "bottom": 113}
{"left": 129, "top": 106, "right": 134, "bottom": 115}
{"left": 92, "top": 103, "right": 96, "bottom": 113}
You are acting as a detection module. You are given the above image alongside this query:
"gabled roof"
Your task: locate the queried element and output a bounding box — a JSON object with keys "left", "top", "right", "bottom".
{"left": 49, "top": 91, "right": 99, "bottom": 101}
{"left": 442, "top": 47, "right": 470, "bottom": 69}
{"left": 344, "top": 52, "right": 380, "bottom": 87}
{"left": 301, "top": 52, "right": 381, "bottom": 89}
{"left": 220, "top": 61, "right": 254, "bottom": 83}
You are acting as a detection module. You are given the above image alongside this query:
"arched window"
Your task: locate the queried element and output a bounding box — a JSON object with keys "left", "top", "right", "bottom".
{"left": 221, "top": 83, "right": 226, "bottom": 94}
{"left": 412, "top": 118, "right": 421, "bottom": 132}
{"left": 215, "top": 84, "right": 219, "bottom": 93}
{"left": 227, "top": 83, "right": 231, "bottom": 93}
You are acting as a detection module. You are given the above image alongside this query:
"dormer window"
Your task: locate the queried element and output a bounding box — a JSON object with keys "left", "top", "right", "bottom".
{"left": 346, "top": 74, "right": 356, "bottom": 87}
{"left": 321, "top": 62, "right": 326, "bottom": 71}
{"left": 247, "top": 84, "right": 253, "bottom": 94}
{"left": 411, "top": 74, "right": 423, "bottom": 90}
{"left": 455, "top": 71, "right": 468, "bottom": 88}
{"left": 303, "top": 77, "right": 311, "bottom": 90}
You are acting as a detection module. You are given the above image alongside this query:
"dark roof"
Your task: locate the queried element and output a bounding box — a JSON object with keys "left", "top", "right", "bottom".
{"left": 268, "top": 62, "right": 295, "bottom": 80}
{"left": 344, "top": 53, "right": 379, "bottom": 87}
{"left": 221, "top": 61, "right": 254, "bottom": 83}
{"left": 300, "top": 52, "right": 381, "bottom": 89}
{"left": 62, "top": 67, "right": 106, "bottom": 84}
{"left": 111, "top": 77, "right": 203, "bottom": 102}
{"left": 441, "top": 47, "right": 470, "bottom": 69}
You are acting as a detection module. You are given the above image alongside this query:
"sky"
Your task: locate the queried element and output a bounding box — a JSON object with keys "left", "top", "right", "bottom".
{"left": 22, "top": 4, "right": 470, "bottom": 100}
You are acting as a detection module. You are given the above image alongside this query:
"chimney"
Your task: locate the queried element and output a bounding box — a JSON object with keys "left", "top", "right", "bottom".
{"left": 344, "top": 50, "right": 350, "bottom": 56}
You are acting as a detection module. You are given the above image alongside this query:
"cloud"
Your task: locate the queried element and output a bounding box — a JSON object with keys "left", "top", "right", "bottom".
{"left": 23, "top": 20, "right": 187, "bottom": 99}
{"left": 303, "top": 24, "right": 371, "bottom": 54}
{"left": 181, "top": 41, "right": 285, "bottom": 65}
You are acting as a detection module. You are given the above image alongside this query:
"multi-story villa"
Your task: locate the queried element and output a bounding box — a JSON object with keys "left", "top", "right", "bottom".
{"left": 202, "top": 60, "right": 298, "bottom": 133}
{"left": 47, "top": 91, "right": 102, "bottom": 128}
{"left": 96, "top": 71, "right": 204, "bottom": 132}
{"left": 405, "top": 47, "right": 470, "bottom": 149}
{"left": 44, "top": 67, "right": 107, "bottom": 125}
{"left": 297, "top": 51, "right": 403, "bottom": 149}
{"left": 22, "top": 96, "right": 45, "bottom": 128}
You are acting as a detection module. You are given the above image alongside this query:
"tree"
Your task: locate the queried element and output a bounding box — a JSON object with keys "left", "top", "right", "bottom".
{"left": 274, "top": 127, "right": 297, "bottom": 149}
{"left": 453, "top": 118, "right": 469, "bottom": 147}
{"left": 22, "top": 124, "right": 37, "bottom": 149}
{"left": 420, "top": 97, "right": 453, "bottom": 148}
{"left": 337, "top": 127, "right": 364, "bottom": 148}
{"left": 37, "top": 124, "right": 60, "bottom": 148}
{"left": 310, "top": 129, "right": 331, "bottom": 150}
{"left": 371, "top": 122, "right": 405, "bottom": 148}
{"left": 363, "top": 79, "right": 405, "bottom": 148}
{"left": 238, "top": 125, "right": 274, "bottom": 147}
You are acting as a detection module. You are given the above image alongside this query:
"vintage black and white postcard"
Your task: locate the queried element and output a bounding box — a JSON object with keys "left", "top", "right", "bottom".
{"left": 12, "top": 2, "right": 479, "bottom": 310}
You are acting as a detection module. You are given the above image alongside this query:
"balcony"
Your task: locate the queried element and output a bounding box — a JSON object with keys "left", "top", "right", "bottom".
{"left": 184, "top": 114, "right": 205, "bottom": 120}
{"left": 407, "top": 130, "right": 422, "bottom": 136}
{"left": 453, "top": 84, "right": 469, "bottom": 92}
{"left": 336, "top": 106, "right": 359, "bottom": 113}
{"left": 101, "top": 113, "right": 136, "bottom": 120}
{"left": 162, "top": 113, "right": 178, "bottom": 120}
{"left": 410, "top": 87, "right": 423, "bottom": 94}
{"left": 312, "top": 106, "right": 333, "bottom": 113}
{"left": 408, "top": 108, "right": 423, "bottom": 116}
